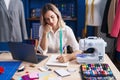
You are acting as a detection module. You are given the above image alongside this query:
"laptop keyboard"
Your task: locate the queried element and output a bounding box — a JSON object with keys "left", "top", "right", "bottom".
{"left": 36, "top": 55, "right": 48, "bottom": 62}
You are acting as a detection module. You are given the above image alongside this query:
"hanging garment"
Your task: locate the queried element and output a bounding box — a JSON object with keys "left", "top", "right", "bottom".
{"left": 101, "top": 0, "right": 117, "bottom": 34}
{"left": 0, "top": 0, "right": 28, "bottom": 42}
{"left": 108, "top": 0, "right": 117, "bottom": 34}
{"left": 111, "top": 2, "right": 120, "bottom": 52}
{"left": 101, "top": 0, "right": 111, "bottom": 34}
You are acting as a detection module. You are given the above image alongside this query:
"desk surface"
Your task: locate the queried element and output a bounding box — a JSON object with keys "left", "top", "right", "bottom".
{"left": 0, "top": 53, "right": 120, "bottom": 80}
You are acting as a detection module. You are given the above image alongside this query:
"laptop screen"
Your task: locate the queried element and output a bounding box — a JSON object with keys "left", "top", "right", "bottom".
{"left": 8, "top": 42, "right": 47, "bottom": 63}
{"left": 23, "top": 39, "right": 36, "bottom": 46}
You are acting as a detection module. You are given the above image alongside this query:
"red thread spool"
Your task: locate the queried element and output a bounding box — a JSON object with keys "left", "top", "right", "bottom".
{"left": 0, "top": 66, "right": 4, "bottom": 74}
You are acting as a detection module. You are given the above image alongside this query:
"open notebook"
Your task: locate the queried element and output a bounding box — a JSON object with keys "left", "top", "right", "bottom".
{"left": 46, "top": 55, "right": 69, "bottom": 67}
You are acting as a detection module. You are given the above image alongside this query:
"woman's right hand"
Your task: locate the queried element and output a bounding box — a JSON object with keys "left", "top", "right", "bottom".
{"left": 43, "top": 24, "right": 52, "bottom": 34}
{"left": 56, "top": 54, "right": 70, "bottom": 63}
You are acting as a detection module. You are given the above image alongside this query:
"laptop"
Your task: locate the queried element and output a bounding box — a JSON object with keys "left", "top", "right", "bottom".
{"left": 8, "top": 42, "right": 48, "bottom": 64}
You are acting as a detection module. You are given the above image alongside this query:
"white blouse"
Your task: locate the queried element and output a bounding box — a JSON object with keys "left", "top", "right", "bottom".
{"left": 39, "top": 25, "right": 79, "bottom": 53}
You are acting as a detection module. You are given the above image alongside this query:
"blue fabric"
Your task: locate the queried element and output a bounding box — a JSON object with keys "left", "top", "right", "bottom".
{"left": 0, "top": 61, "right": 21, "bottom": 80}
{"left": 0, "top": 42, "right": 9, "bottom": 51}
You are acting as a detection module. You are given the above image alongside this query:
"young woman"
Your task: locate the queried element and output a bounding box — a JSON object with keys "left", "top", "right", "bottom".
{"left": 39, "top": 3, "right": 82, "bottom": 62}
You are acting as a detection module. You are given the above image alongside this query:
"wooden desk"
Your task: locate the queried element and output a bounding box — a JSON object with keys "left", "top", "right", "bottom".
{"left": 0, "top": 53, "right": 120, "bottom": 80}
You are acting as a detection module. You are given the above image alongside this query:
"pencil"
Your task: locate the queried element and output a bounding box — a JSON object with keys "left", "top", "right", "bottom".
{"left": 63, "top": 46, "right": 67, "bottom": 55}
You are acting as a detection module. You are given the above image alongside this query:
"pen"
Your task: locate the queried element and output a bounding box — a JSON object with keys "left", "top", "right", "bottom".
{"left": 63, "top": 46, "right": 67, "bottom": 54}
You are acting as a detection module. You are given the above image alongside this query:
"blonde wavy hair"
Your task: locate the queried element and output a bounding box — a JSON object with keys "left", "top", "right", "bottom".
{"left": 40, "top": 3, "right": 66, "bottom": 28}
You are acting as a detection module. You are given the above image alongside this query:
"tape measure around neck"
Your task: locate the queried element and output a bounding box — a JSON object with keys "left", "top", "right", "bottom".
{"left": 59, "top": 27, "right": 63, "bottom": 54}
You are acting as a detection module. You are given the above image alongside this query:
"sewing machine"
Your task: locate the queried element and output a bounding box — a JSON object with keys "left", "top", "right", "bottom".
{"left": 76, "top": 36, "right": 107, "bottom": 63}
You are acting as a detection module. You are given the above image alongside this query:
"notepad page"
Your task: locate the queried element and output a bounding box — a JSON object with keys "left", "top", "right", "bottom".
{"left": 46, "top": 55, "right": 69, "bottom": 67}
